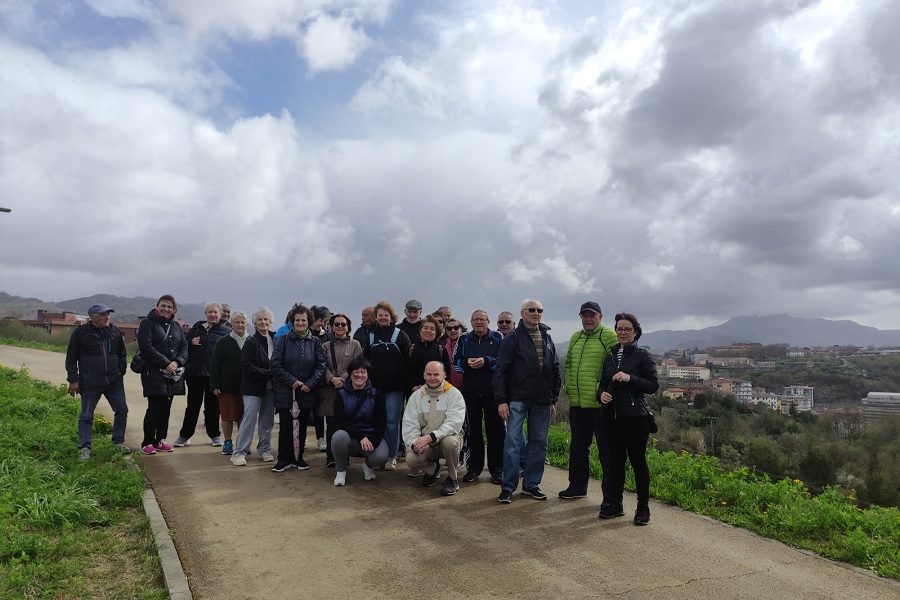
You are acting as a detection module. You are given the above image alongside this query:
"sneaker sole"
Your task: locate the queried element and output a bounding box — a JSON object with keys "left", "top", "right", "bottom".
{"left": 272, "top": 465, "right": 296, "bottom": 473}
{"left": 297, "top": 464, "right": 310, "bottom": 471}
{"left": 559, "top": 493, "right": 588, "bottom": 499}
{"left": 521, "top": 491, "right": 548, "bottom": 500}
{"left": 498, "top": 496, "right": 512, "bottom": 504}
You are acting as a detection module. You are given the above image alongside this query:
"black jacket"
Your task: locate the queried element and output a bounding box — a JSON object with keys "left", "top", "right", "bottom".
{"left": 362, "top": 324, "right": 411, "bottom": 393}
{"left": 493, "top": 320, "right": 561, "bottom": 406}
{"left": 598, "top": 343, "right": 659, "bottom": 418}
{"left": 271, "top": 331, "right": 326, "bottom": 410}
{"left": 184, "top": 320, "right": 231, "bottom": 378}
{"left": 240, "top": 331, "right": 275, "bottom": 396}
{"left": 406, "top": 340, "right": 452, "bottom": 394}
{"left": 137, "top": 310, "right": 188, "bottom": 397}
{"left": 65, "top": 322, "right": 127, "bottom": 389}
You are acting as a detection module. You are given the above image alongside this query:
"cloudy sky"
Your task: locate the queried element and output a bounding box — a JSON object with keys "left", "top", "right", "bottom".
{"left": 1, "top": 0, "right": 898, "bottom": 335}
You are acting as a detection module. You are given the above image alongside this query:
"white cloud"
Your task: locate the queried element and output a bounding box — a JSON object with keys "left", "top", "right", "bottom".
{"left": 300, "top": 13, "right": 369, "bottom": 73}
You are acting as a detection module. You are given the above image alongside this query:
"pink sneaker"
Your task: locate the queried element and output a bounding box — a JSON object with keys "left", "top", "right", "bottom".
{"left": 141, "top": 444, "right": 157, "bottom": 455}
{"left": 156, "top": 440, "right": 174, "bottom": 452}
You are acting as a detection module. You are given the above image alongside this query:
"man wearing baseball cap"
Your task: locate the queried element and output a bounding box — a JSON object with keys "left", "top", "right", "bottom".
{"left": 65, "top": 303, "right": 130, "bottom": 461}
{"left": 558, "top": 301, "right": 618, "bottom": 502}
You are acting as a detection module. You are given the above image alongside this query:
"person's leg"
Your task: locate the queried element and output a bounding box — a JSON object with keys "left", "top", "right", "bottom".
{"left": 324, "top": 415, "right": 336, "bottom": 464}
{"left": 383, "top": 390, "right": 404, "bottom": 460}
{"left": 566, "top": 406, "right": 592, "bottom": 493}
{"left": 103, "top": 379, "right": 129, "bottom": 446}
{"left": 439, "top": 435, "right": 461, "bottom": 481}
{"left": 257, "top": 389, "right": 276, "bottom": 455}
{"left": 294, "top": 406, "right": 310, "bottom": 465}
{"left": 179, "top": 376, "right": 205, "bottom": 440}
{"left": 463, "top": 394, "right": 485, "bottom": 476}
{"left": 623, "top": 418, "right": 651, "bottom": 504}
{"left": 201, "top": 378, "right": 221, "bottom": 439}
{"left": 603, "top": 417, "right": 627, "bottom": 507}
{"left": 157, "top": 395, "right": 173, "bottom": 445}
{"left": 275, "top": 407, "right": 294, "bottom": 464}
{"left": 522, "top": 404, "right": 551, "bottom": 490}
{"left": 365, "top": 438, "right": 390, "bottom": 468}
{"left": 313, "top": 412, "right": 324, "bottom": 439}
{"left": 594, "top": 413, "right": 614, "bottom": 503}
{"left": 331, "top": 429, "right": 352, "bottom": 471}
{"left": 142, "top": 396, "right": 162, "bottom": 448}
{"left": 234, "top": 395, "right": 260, "bottom": 457}
{"left": 483, "top": 395, "right": 506, "bottom": 477}
{"left": 77, "top": 388, "right": 102, "bottom": 449}
{"left": 501, "top": 402, "right": 528, "bottom": 493}
{"left": 219, "top": 393, "right": 236, "bottom": 443}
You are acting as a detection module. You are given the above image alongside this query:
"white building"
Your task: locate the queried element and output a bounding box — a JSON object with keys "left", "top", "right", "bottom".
{"left": 861, "top": 392, "right": 900, "bottom": 420}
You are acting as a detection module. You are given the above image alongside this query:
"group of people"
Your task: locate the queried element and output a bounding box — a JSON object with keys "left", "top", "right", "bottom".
{"left": 65, "top": 295, "right": 659, "bottom": 524}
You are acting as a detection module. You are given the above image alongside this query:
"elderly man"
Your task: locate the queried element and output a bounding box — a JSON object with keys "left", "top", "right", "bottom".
{"left": 453, "top": 310, "right": 504, "bottom": 484}
{"left": 353, "top": 305, "right": 375, "bottom": 346}
{"left": 398, "top": 299, "right": 424, "bottom": 345}
{"left": 494, "top": 299, "right": 560, "bottom": 503}
{"left": 496, "top": 311, "right": 515, "bottom": 336}
{"left": 65, "top": 303, "right": 130, "bottom": 460}
{"left": 402, "top": 361, "right": 466, "bottom": 496}
{"left": 559, "top": 301, "right": 618, "bottom": 500}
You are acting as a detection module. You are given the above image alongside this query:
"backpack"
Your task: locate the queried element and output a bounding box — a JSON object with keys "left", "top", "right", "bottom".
{"left": 369, "top": 328, "right": 401, "bottom": 353}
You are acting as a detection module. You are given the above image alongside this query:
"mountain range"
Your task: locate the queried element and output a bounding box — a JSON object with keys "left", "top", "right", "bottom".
{"left": 640, "top": 314, "right": 900, "bottom": 352}
{"left": 0, "top": 292, "right": 207, "bottom": 325}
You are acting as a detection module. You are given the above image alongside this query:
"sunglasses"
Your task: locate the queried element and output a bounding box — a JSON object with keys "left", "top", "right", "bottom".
{"left": 446, "top": 325, "right": 461, "bottom": 331}
{"left": 497, "top": 320, "right": 513, "bottom": 325}
{"left": 332, "top": 322, "right": 348, "bottom": 328}
{"left": 526, "top": 308, "right": 544, "bottom": 313}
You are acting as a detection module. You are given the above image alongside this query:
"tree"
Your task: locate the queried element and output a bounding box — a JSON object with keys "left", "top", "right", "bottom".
{"left": 743, "top": 437, "right": 787, "bottom": 478}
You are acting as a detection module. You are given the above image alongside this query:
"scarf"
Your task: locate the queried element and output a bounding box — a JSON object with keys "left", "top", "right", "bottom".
{"left": 229, "top": 330, "right": 248, "bottom": 349}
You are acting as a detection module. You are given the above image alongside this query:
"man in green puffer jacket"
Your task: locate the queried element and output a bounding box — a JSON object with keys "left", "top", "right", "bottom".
{"left": 558, "top": 301, "right": 617, "bottom": 502}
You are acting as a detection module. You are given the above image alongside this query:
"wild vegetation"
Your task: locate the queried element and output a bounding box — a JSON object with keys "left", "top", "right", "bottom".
{"left": 0, "top": 366, "right": 166, "bottom": 599}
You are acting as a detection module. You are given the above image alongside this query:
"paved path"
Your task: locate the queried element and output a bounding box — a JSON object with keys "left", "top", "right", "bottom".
{"left": 3, "top": 345, "right": 898, "bottom": 600}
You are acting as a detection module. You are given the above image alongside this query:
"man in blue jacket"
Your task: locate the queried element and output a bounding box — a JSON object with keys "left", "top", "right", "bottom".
{"left": 493, "top": 299, "right": 561, "bottom": 503}
{"left": 65, "top": 303, "right": 130, "bottom": 461}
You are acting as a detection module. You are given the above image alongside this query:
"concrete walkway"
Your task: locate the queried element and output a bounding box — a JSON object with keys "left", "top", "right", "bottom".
{"left": 2, "top": 345, "right": 898, "bottom": 600}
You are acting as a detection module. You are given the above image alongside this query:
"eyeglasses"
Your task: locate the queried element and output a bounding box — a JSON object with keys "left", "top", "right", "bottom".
{"left": 332, "top": 322, "right": 348, "bottom": 328}
{"left": 615, "top": 327, "right": 634, "bottom": 333}
{"left": 497, "top": 320, "right": 513, "bottom": 325}
{"left": 446, "top": 325, "right": 461, "bottom": 331}
{"left": 526, "top": 308, "right": 543, "bottom": 313}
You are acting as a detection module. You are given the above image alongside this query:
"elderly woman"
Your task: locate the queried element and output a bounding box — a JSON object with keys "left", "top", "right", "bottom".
{"left": 443, "top": 318, "right": 465, "bottom": 389}
{"left": 362, "top": 300, "right": 411, "bottom": 470}
{"left": 270, "top": 304, "right": 326, "bottom": 472}
{"left": 231, "top": 307, "right": 277, "bottom": 466}
{"left": 209, "top": 310, "right": 249, "bottom": 456}
{"left": 598, "top": 312, "right": 659, "bottom": 525}
{"left": 174, "top": 302, "right": 232, "bottom": 448}
{"left": 138, "top": 295, "right": 188, "bottom": 455}
{"left": 331, "top": 357, "right": 390, "bottom": 486}
{"left": 319, "top": 313, "right": 363, "bottom": 468}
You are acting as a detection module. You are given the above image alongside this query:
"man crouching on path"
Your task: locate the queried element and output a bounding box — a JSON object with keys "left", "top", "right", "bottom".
{"left": 65, "top": 303, "right": 130, "bottom": 461}
{"left": 402, "top": 361, "right": 466, "bottom": 496}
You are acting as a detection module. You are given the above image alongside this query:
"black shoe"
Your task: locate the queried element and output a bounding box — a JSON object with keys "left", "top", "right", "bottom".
{"left": 489, "top": 472, "right": 503, "bottom": 485}
{"left": 634, "top": 503, "right": 650, "bottom": 526}
{"left": 462, "top": 471, "right": 479, "bottom": 483}
{"left": 325, "top": 460, "right": 336, "bottom": 468}
{"left": 558, "top": 487, "right": 588, "bottom": 499}
{"left": 271, "top": 461, "right": 296, "bottom": 473}
{"left": 521, "top": 486, "right": 548, "bottom": 501}
{"left": 423, "top": 461, "right": 441, "bottom": 487}
{"left": 498, "top": 489, "right": 513, "bottom": 504}
{"left": 296, "top": 459, "right": 310, "bottom": 470}
{"left": 439, "top": 476, "right": 460, "bottom": 496}
{"left": 599, "top": 502, "right": 625, "bottom": 519}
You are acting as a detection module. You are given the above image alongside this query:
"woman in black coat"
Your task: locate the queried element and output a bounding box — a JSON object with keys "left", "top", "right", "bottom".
{"left": 598, "top": 312, "right": 659, "bottom": 526}
{"left": 138, "top": 295, "right": 188, "bottom": 455}
{"left": 270, "top": 304, "right": 326, "bottom": 472}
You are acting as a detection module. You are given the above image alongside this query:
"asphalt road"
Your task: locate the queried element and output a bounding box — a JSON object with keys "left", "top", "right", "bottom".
{"left": 2, "top": 345, "right": 898, "bottom": 600}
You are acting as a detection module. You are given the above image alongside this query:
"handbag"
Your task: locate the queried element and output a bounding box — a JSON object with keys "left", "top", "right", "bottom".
{"left": 131, "top": 323, "right": 171, "bottom": 374}
{"left": 647, "top": 412, "right": 659, "bottom": 434}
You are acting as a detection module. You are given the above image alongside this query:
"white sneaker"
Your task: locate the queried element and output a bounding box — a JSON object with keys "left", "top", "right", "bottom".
{"left": 333, "top": 471, "right": 347, "bottom": 486}
{"left": 260, "top": 452, "right": 275, "bottom": 462}
{"left": 316, "top": 437, "right": 327, "bottom": 452}
{"left": 173, "top": 437, "right": 190, "bottom": 447}
{"left": 210, "top": 436, "right": 223, "bottom": 447}
{"left": 362, "top": 463, "right": 376, "bottom": 481}
{"left": 231, "top": 454, "right": 247, "bottom": 466}
{"left": 383, "top": 457, "right": 397, "bottom": 471}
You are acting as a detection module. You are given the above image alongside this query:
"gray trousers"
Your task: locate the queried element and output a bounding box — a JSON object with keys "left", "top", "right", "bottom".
{"left": 331, "top": 429, "right": 390, "bottom": 472}
{"left": 233, "top": 390, "right": 275, "bottom": 457}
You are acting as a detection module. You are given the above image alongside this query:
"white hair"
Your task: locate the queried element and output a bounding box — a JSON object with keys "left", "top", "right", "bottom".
{"left": 520, "top": 299, "right": 542, "bottom": 310}
{"left": 205, "top": 302, "right": 222, "bottom": 312}
{"left": 252, "top": 306, "right": 274, "bottom": 323}
{"left": 231, "top": 310, "right": 249, "bottom": 323}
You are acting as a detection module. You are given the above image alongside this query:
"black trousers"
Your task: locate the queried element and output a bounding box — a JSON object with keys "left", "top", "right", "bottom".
{"left": 604, "top": 415, "right": 651, "bottom": 505}
{"left": 180, "top": 375, "right": 220, "bottom": 440}
{"left": 143, "top": 395, "right": 173, "bottom": 447}
{"left": 567, "top": 406, "right": 613, "bottom": 496}
{"left": 277, "top": 406, "right": 310, "bottom": 464}
{"left": 464, "top": 393, "right": 506, "bottom": 476}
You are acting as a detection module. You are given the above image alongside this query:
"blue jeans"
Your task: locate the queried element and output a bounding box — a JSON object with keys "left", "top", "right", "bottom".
{"left": 79, "top": 378, "right": 128, "bottom": 449}
{"left": 502, "top": 401, "right": 550, "bottom": 492}
{"left": 383, "top": 390, "right": 404, "bottom": 459}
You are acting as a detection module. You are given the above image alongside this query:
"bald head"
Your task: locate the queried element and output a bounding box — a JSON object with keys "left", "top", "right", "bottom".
{"left": 424, "top": 360, "right": 446, "bottom": 389}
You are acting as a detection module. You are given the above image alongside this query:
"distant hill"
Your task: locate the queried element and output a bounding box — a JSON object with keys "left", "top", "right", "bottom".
{"left": 641, "top": 315, "right": 900, "bottom": 352}
{"left": 1, "top": 291, "right": 206, "bottom": 324}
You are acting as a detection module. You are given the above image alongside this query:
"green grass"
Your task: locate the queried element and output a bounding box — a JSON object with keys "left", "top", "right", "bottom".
{"left": 547, "top": 426, "right": 900, "bottom": 579}
{"left": 0, "top": 366, "right": 167, "bottom": 599}
{"left": 0, "top": 338, "right": 67, "bottom": 353}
